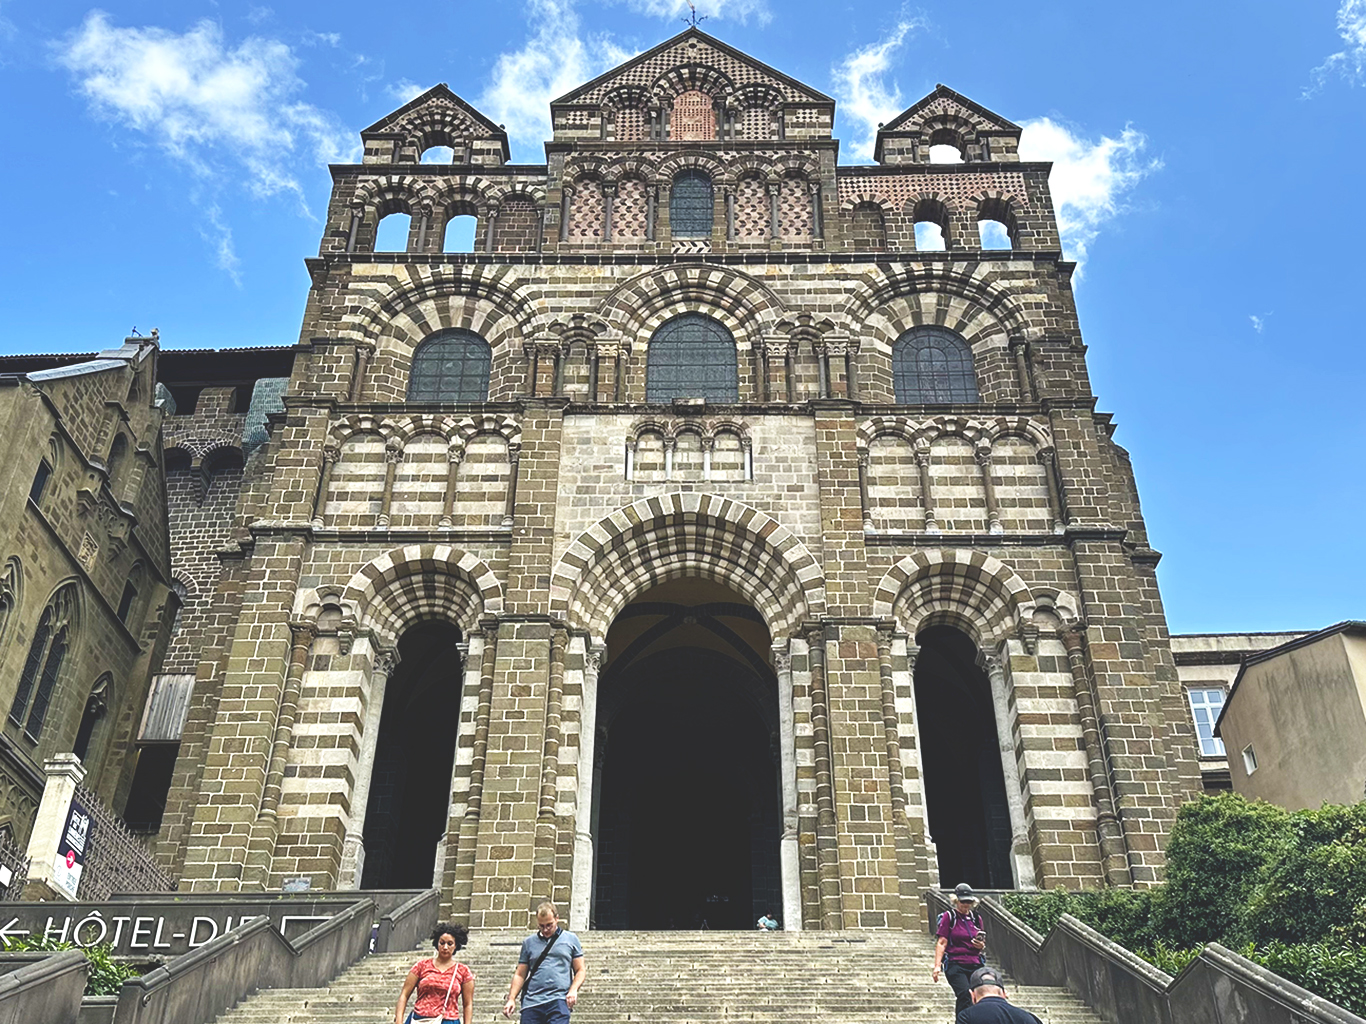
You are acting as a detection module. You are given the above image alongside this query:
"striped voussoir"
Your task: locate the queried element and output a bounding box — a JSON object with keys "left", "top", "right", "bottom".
{"left": 872, "top": 549, "right": 1035, "bottom": 645}
{"left": 549, "top": 492, "right": 825, "bottom": 639}
{"left": 341, "top": 544, "right": 503, "bottom": 645}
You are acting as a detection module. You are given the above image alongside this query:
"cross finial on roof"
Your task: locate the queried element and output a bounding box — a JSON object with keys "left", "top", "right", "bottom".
{"left": 683, "top": 1, "right": 707, "bottom": 27}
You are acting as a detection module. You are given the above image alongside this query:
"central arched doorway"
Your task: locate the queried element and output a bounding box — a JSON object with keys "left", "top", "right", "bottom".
{"left": 914, "top": 624, "right": 1014, "bottom": 888}
{"left": 592, "top": 579, "right": 781, "bottom": 930}
{"left": 360, "top": 620, "right": 463, "bottom": 889}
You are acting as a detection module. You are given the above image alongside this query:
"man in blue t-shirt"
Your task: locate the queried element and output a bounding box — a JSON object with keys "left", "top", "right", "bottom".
{"left": 502, "top": 901, "right": 585, "bottom": 1024}
{"left": 955, "top": 967, "right": 1043, "bottom": 1024}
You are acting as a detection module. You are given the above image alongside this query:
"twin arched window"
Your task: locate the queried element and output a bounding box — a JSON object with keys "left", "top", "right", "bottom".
{"left": 646, "top": 314, "right": 737, "bottom": 402}
{"left": 9, "top": 586, "right": 77, "bottom": 742}
{"left": 892, "top": 327, "right": 979, "bottom": 404}
{"left": 407, "top": 329, "right": 492, "bottom": 402}
{"left": 670, "top": 171, "right": 713, "bottom": 238}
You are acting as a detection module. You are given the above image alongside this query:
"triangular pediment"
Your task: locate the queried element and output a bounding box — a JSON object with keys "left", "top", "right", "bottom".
{"left": 880, "top": 84, "right": 1020, "bottom": 135}
{"left": 552, "top": 27, "right": 833, "bottom": 108}
{"left": 362, "top": 84, "right": 506, "bottom": 140}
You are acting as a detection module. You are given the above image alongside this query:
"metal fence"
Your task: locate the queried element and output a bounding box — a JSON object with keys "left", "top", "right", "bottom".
{"left": 74, "top": 782, "right": 175, "bottom": 899}
{"left": 0, "top": 827, "right": 29, "bottom": 901}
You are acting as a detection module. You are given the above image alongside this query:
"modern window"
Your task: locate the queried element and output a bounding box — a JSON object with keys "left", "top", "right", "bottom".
{"left": 1242, "top": 745, "right": 1258, "bottom": 775}
{"left": 670, "top": 170, "right": 714, "bottom": 238}
{"left": 646, "top": 314, "right": 738, "bottom": 403}
{"left": 1186, "top": 687, "right": 1227, "bottom": 758}
{"left": 892, "top": 326, "right": 979, "bottom": 404}
{"left": 407, "top": 329, "right": 492, "bottom": 402}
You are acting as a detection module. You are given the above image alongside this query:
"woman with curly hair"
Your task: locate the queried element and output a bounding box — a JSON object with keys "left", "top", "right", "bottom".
{"left": 394, "top": 922, "right": 474, "bottom": 1024}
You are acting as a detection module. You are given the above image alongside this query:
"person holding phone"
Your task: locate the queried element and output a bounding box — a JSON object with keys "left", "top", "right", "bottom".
{"left": 932, "top": 883, "right": 988, "bottom": 1018}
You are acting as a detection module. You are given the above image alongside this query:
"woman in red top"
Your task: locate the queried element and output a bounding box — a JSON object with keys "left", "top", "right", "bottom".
{"left": 394, "top": 922, "right": 475, "bottom": 1024}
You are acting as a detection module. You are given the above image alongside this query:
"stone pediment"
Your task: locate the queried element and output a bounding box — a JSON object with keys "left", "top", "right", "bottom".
{"left": 362, "top": 85, "right": 503, "bottom": 138}
{"left": 361, "top": 85, "right": 509, "bottom": 164}
{"left": 880, "top": 84, "right": 1020, "bottom": 136}
{"left": 552, "top": 27, "right": 833, "bottom": 110}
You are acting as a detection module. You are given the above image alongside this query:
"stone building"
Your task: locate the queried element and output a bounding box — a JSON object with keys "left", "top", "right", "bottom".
{"left": 11, "top": 30, "right": 1217, "bottom": 929}
{"left": 0, "top": 337, "right": 174, "bottom": 850}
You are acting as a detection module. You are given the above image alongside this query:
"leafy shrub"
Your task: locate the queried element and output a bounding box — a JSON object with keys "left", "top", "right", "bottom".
{"left": 1, "top": 936, "right": 139, "bottom": 996}
{"left": 1002, "top": 887, "right": 1155, "bottom": 951}
{"left": 1243, "top": 941, "right": 1366, "bottom": 1016}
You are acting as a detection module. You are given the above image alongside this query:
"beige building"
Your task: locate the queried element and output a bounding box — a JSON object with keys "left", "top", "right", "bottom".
{"left": 1216, "top": 622, "right": 1366, "bottom": 810}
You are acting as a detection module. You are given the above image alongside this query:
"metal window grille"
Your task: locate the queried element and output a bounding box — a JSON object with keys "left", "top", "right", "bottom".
{"left": 670, "top": 171, "right": 714, "bottom": 238}
{"left": 407, "top": 330, "right": 492, "bottom": 402}
{"left": 892, "top": 326, "right": 979, "bottom": 404}
{"left": 1187, "top": 688, "right": 1227, "bottom": 758}
{"left": 646, "top": 314, "right": 738, "bottom": 402}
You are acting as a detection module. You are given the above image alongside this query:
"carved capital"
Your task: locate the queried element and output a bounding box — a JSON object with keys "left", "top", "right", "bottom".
{"left": 374, "top": 648, "right": 400, "bottom": 676}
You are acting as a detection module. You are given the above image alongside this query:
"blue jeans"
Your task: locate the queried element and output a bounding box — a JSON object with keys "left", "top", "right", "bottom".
{"left": 521, "top": 999, "right": 570, "bottom": 1024}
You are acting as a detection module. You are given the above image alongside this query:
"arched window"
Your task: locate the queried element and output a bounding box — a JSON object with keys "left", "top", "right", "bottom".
{"left": 670, "top": 170, "right": 713, "bottom": 238}
{"left": 407, "top": 329, "right": 492, "bottom": 402}
{"left": 10, "top": 585, "right": 77, "bottom": 742}
{"left": 9, "top": 608, "right": 51, "bottom": 727}
{"left": 646, "top": 314, "right": 738, "bottom": 402}
{"left": 73, "top": 674, "right": 112, "bottom": 763}
{"left": 892, "top": 327, "right": 979, "bottom": 404}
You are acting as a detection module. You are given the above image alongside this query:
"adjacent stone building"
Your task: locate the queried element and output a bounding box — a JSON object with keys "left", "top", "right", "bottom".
{"left": 3, "top": 30, "right": 1219, "bottom": 929}
{"left": 0, "top": 337, "right": 174, "bottom": 852}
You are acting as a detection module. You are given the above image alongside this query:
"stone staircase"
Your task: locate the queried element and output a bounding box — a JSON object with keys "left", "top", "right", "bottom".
{"left": 215, "top": 929, "right": 1103, "bottom": 1024}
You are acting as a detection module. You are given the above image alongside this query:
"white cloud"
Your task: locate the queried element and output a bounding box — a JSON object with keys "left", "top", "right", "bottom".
{"left": 388, "top": 78, "right": 429, "bottom": 105}
{"left": 1249, "top": 313, "right": 1272, "bottom": 334}
{"left": 616, "top": 0, "right": 772, "bottom": 24}
{"left": 830, "top": 19, "right": 928, "bottom": 161}
{"left": 197, "top": 200, "right": 242, "bottom": 285}
{"left": 1018, "top": 117, "right": 1160, "bottom": 274}
{"left": 54, "top": 12, "right": 355, "bottom": 208}
{"left": 1309, "top": 0, "right": 1366, "bottom": 92}
{"left": 478, "top": 0, "right": 633, "bottom": 151}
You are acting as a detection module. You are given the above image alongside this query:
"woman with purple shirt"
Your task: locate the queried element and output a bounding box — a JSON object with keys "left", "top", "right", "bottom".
{"left": 932, "top": 883, "right": 988, "bottom": 1018}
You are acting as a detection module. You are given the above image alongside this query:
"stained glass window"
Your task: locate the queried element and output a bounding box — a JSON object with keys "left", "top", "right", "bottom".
{"left": 670, "top": 171, "right": 714, "bottom": 238}
{"left": 407, "top": 330, "right": 492, "bottom": 402}
{"left": 646, "top": 314, "right": 738, "bottom": 402}
{"left": 892, "top": 327, "right": 979, "bottom": 404}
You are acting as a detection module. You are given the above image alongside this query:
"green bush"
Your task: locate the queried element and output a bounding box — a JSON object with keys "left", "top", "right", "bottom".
{"left": 1242, "top": 941, "right": 1366, "bottom": 1016}
{"left": 1003, "top": 887, "right": 1157, "bottom": 951}
{"left": 0, "top": 936, "right": 139, "bottom": 996}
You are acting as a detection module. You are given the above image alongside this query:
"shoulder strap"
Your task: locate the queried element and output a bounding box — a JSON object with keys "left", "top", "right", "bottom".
{"left": 521, "top": 928, "right": 563, "bottom": 1002}
{"left": 438, "top": 962, "right": 459, "bottom": 1018}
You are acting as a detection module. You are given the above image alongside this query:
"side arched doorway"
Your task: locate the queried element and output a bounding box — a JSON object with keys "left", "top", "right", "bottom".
{"left": 914, "top": 624, "right": 1014, "bottom": 888}
{"left": 591, "top": 579, "right": 781, "bottom": 930}
{"left": 360, "top": 621, "right": 463, "bottom": 889}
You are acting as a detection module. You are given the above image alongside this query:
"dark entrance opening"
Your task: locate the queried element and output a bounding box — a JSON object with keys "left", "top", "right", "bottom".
{"left": 914, "top": 624, "right": 1014, "bottom": 888}
{"left": 360, "top": 621, "right": 463, "bottom": 889}
{"left": 593, "top": 580, "right": 780, "bottom": 930}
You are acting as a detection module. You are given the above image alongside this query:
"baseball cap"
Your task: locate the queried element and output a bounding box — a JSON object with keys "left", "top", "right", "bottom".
{"left": 953, "top": 883, "right": 979, "bottom": 902}
{"left": 970, "top": 967, "right": 1005, "bottom": 989}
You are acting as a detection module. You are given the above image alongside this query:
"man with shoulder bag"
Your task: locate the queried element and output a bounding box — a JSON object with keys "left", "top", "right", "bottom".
{"left": 502, "top": 901, "right": 585, "bottom": 1024}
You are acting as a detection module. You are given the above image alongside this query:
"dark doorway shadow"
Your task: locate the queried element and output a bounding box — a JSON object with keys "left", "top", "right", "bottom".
{"left": 914, "top": 624, "right": 1014, "bottom": 888}
{"left": 360, "top": 621, "right": 463, "bottom": 889}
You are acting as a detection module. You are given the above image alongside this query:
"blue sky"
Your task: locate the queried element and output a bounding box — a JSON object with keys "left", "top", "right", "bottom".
{"left": 0, "top": 0, "right": 1362, "bottom": 633}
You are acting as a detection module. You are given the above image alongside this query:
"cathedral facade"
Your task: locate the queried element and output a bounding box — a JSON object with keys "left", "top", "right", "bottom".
{"left": 152, "top": 29, "right": 1201, "bottom": 931}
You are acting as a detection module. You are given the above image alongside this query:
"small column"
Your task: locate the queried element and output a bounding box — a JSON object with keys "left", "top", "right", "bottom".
{"left": 701, "top": 436, "right": 714, "bottom": 482}
{"left": 524, "top": 344, "right": 539, "bottom": 397}
{"left": 614, "top": 348, "right": 626, "bottom": 402}
{"left": 340, "top": 648, "right": 397, "bottom": 888}
{"left": 22, "top": 754, "right": 87, "bottom": 900}
{"left": 914, "top": 444, "right": 938, "bottom": 532}
{"left": 816, "top": 342, "right": 830, "bottom": 398}
{"left": 376, "top": 439, "right": 402, "bottom": 529}
{"left": 758, "top": 346, "right": 770, "bottom": 403}
{"left": 725, "top": 186, "right": 736, "bottom": 241}
{"left": 810, "top": 181, "right": 824, "bottom": 240}
{"left": 258, "top": 622, "right": 315, "bottom": 821}
{"left": 310, "top": 445, "right": 339, "bottom": 528}
{"left": 857, "top": 450, "right": 873, "bottom": 531}
{"left": 452, "top": 626, "right": 498, "bottom": 920}
{"left": 535, "top": 207, "right": 546, "bottom": 253}
{"left": 1062, "top": 629, "right": 1133, "bottom": 886}
{"left": 806, "top": 626, "right": 843, "bottom": 930}
{"left": 646, "top": 186, "right": 657, "bottom": 241}
{"left": 346, "top": 206, "right": 363, "bottom": 252}
{"left": 843, "top": 339, "right": 859, "bottom": 401}
{"left": 349, "top": 343, "right": 374, "bottom": 402}
{"left": 663, "top": 436, "right": 675, "bottom": 481}
{"left": 768, "top": 182, "right": 781, "bottom": 241}
{"left": 1037, "top": 447, "right": 1067, "bottom": 534}
{"left": 532, "top": 629, "right": 568, "bottom": 900}
{"left": 981, "top": 650, "right": 1038, "bottom": 889}
{"left": 624, "top": 437, "right": 635, "bottom": 482}
{"left": 484, "top": 203, "right": 499, "bottom": 253}
{"left": 439, "top": 444, "right": 463, "bottom": 529}
{"left": 601, "top": 183, "right": 615, "bottom": 242}
{"left": 502, "top": 442, "right": 520, "bottom": 528}
{"left": 784, "top": 346, "right": 796, "bottom": 402}
{"left": 976, "top": 445, "right": 1003, "bottom": 534}
{"left": 589, "top": 348, "right": 601, "bottom": 404}
{"left": 742, "top": 437, "right": 753, "bottom": 481}
{"left": 559, "top": 186, "right": 573, "bottom": 243}
{"left": 772, "top": 639, "right": 802, "bottom": 931}
{"left": 570, "top": 641, "right": 605, "bottom": 931}
{"left": 1010, "top": 338, "right": 1036, "bottom": 402}
{"left": 416, "top": 206, "right": 431, "bottom": 252}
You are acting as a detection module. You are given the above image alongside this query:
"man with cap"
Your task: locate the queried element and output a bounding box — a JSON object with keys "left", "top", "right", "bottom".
{"left": 954, "top": 967, "right": 1044, "bottom": 1023}
{"left": 932, "top": 883, "right": 988, "bottom": 1018}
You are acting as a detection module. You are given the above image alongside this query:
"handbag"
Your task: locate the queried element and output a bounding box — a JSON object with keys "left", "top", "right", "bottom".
{"left": 408, "top": 960, "right": 459, "bottom": 1024}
